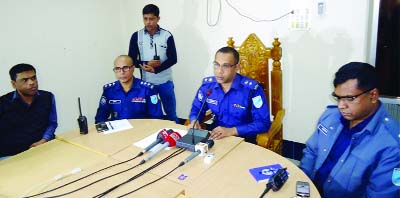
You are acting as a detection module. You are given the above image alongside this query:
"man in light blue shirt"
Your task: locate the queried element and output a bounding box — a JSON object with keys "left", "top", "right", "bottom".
{"left": 299, "top": 62, "right": 400, "bottom": 197}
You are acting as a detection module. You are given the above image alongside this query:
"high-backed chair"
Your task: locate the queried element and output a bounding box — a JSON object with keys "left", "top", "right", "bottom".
{"left": 227, "top": 34, "right": 284, "bottom": 154}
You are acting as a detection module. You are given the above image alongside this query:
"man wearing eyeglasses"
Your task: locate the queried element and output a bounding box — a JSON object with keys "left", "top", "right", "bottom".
{"left": 299, "top": 62, "right": 400, "bottom": 197}
{"left": 188, "top": 47, "right": 271, "bottom": 144}
{"left": 128, "top": 4, "right": 179, "bottom": 123}
{"left": 95, "top": 55, "right": 163, "bottom": 123}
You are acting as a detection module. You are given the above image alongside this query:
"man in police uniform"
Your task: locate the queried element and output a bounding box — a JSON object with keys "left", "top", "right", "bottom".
{"left": 128, "top": 4, "right": 179, "bottom": 123}
{"left": 188, "top": 47, "right": 271, "bottom": 144}
{"left": 95, "top": 55, "right": 162, "bottom": 123}
{"left": 299, "top": 62, "right": 400, "bottom": 197}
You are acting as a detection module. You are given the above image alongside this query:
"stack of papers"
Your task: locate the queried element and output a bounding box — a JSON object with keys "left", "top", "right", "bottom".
{"left": 103, "top": 119, "right": 133, "bottom": 134}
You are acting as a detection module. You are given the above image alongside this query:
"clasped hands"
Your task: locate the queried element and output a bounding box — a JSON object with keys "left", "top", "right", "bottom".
{"left": 139, "top": 60, "right": 161, "bottom": 73}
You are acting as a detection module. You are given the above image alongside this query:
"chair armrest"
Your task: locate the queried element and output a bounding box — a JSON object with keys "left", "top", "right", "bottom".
{"left": 256, "top": 109, "right": 285, "bottom": 149}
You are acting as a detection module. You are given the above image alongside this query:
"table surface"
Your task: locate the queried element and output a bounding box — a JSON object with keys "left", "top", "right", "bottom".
{"left": 0, "top": 119, "right": 320, "bottom": 198}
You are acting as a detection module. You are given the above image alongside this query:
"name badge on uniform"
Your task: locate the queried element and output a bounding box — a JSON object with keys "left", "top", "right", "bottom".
{"left": 317, "top": 123, "right": 328, "bottom": 136}
{"left": 392, "top": 168, "right": 400, "bottom": 186}
{"left": 207, "top": 98, "right": 218, "bottom": 105}
{"left": 150, "top": 95, "right": 158, "bottom": 104}
{"left": 233, "top": 104, "right": 245, "bottom": 109}
{"left": 132, "top": 97, "right": 146, "bottom": 103}
{"left": 109, "top": 100, "right": 121, "bottom": 104}
{"left": 252, "top": 95, "right": 263, "bottom": 109}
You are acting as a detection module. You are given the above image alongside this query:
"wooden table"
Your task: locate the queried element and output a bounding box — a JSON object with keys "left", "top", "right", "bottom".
{"left": 1, "top": 119, "right": 320, "bottom": 198}
{"left": 0, "top": 140, "right": 106, "bottom": 198}
{"left": 186, "top": 142, "right": 320, "bottom": 198}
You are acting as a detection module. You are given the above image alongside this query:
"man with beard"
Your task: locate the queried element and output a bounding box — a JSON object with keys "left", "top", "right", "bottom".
{"left": 299, "top": 62, "right": 400, "bottom": 197}
{"left": 0, "top": 63, "right": 58, "bottom": 157}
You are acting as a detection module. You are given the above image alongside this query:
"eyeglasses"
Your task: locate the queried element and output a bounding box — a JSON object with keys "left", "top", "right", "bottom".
{"left": 331, "top": 88, "right": 373, "bottom": 103}
{"left": 213, "top": 61, "right": 236, "bottom": 70}
{"left": 113, "top": 66, "right": 132, "bottom": 73}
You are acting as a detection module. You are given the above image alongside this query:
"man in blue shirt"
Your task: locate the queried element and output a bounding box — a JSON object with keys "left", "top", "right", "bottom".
{"left": 188, "top": 47, "right": 271, "bottom": 144}
{"left": 299, "top": 62, "right": 400, "bottom": 197}
{"left": 128, "top": 4, "right": 179, "bottom": 123}
{"left": 95, "top": 55, "right": 163, "bottom": 123}
{"left": 0, "top": 63, "right": 58, "bottom": 157}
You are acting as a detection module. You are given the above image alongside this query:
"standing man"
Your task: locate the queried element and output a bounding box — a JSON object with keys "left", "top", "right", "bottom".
{"left": 0, "top": 64, "right": 58, "bottom": 157}
{"left": 299, "top": 62, "right": 400, "bottom": 197}
{"left": 189, "top": 47, "right": 271, "bottom": 144}
{"left": 95, "top": 55, "right": 163, "bottom": 123}
{"left": 128, "top": 4, "right": 179, "bottom": 123}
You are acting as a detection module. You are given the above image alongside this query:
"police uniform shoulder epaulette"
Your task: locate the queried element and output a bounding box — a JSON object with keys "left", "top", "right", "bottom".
{"left": 241, "top": 77, "right": 259, "bottom": 90}
{"left": 139, "top": 80, "right": 155, "bottom": 89}
{"left": 326, "top": 105, "right": 338, "bottom": 109}
{"left": 103, "top": 82, "right": 117, "bottom": 90}
{"left": 201, "top": 76, "right": 216, "bottom": 85}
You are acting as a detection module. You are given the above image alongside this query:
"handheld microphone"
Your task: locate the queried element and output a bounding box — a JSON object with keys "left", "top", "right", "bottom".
{"left": 141, "top": 131, "right": 182, "bottom": 164}
{"left": 142, "top": 129, "right": 173, "bottom": 153}
{"left": 77, "top": 97, "right": 88, "bottom": 134}
{"left": 179, "top": 139, "right": 215, "bottom": 166}
{"left": 153, "top": 43, "right": 160, "bottom": 60}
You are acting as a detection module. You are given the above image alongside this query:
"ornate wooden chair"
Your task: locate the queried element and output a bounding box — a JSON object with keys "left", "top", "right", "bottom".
{"left": 227, "top": 34, "right": 284, "bottom": 154}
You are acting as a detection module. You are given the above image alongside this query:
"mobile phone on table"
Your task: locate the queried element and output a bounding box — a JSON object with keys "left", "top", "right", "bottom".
{"left": 296, "top": 181, "right": 310, "bottom": 197}
{"left": 95, "top": 122, "right": 109, "bottom": 132}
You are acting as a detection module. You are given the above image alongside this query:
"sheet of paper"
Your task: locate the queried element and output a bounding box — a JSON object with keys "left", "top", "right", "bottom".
{"left": 102, "top": 119, "right": 133, "bottom": 134}
{"left": 133, "top": 128, "right": 188, "bottom": 149}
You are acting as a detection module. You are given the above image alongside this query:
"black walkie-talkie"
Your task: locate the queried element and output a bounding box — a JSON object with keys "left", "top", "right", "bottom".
{"left": 153, "top": 43, "right": 160, "bottom": 60}
{"left": 77, "top": 97, "right": 88, "bottom": 134}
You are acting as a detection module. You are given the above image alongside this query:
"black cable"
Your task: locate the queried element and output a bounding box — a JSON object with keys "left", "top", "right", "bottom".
{"left": 225, "top": 0, "right": 294, "bottom": 22}
{"left": 93, "top": 148, "right": 186, "bottom": 198}
{"left": 116, "top": 163, "right": 183, "bottom": 198}
{"left": 259, "top": 181, "right": 272, "bottom": 198}
{"left": 23, "top": 151, "right": 144, "bottom": 198}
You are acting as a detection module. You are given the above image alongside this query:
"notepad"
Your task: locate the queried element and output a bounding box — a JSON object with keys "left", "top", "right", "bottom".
{"left": 248, "top": 163, "right": 284, "bottom": 183}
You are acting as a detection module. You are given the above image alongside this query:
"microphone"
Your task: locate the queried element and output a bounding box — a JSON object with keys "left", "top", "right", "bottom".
{"left": 179, "top": 139, "right": 215, "bottom": 166}
{"left": 176, "top": 89, "right": 211, "bottom": 151}
{"left": 77, "top": 97, "right": 88, "bottom": 134}
{"left": 191, "top": 89, "right": 212, "bottom": 143}
{"left": 140, "top": 131, "right": 182, "bottom": 164}
{"left": 142, "top": 129, "right": 172, "bottom": 153}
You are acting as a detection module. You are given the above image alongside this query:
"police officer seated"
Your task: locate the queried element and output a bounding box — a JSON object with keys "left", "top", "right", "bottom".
{"left": 0, "top": 63, "right": 58, "bottom": 158}
{"left": 95, "top": 55, "right": 163, "bottom": 123}
{"left": 299, "top": 62, "right": 400, "bottom": 197}
{"left": 188, "top": 47, "right": 271, "bottom": 144}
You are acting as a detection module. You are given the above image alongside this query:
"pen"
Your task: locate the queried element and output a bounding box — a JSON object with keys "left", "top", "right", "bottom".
{"left": 108, "top": 122, "right": 114, "bottom": 130}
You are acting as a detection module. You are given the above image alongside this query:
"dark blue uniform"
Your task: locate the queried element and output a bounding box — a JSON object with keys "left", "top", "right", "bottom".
{"left": 95, "top": 78, "right": 163, "bottom": 123}
{"left": 189, "top": 74, "right": 271, "bottom": 143}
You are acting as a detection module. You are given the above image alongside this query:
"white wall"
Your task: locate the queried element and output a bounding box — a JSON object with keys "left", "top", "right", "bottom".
{"left": 121, "top": 0, "right": 371, "bottom": 143}
{"left": 0, "top": 0, "right": 372, "bottom": 143}
{"left": 0, "top": 0, "right": 125, "bottom": 133}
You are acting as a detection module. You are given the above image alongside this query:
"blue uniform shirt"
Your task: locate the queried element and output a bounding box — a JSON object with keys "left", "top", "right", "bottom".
{"left": 299, "top": 104, "right": 400, "bottom": 197}
{"left": 314, "top": 106, "right": 377, "bottom": 193}
{"left": 189, "top": 74, "right": 271, "bottom": 143}
{"left": 95, "top": 78, "right": 163, "bottom": 123}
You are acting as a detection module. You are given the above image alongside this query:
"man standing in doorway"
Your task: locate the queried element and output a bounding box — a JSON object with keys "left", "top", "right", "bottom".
{"left": 129, "top": 4, "right": 179, "bottom": 123}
